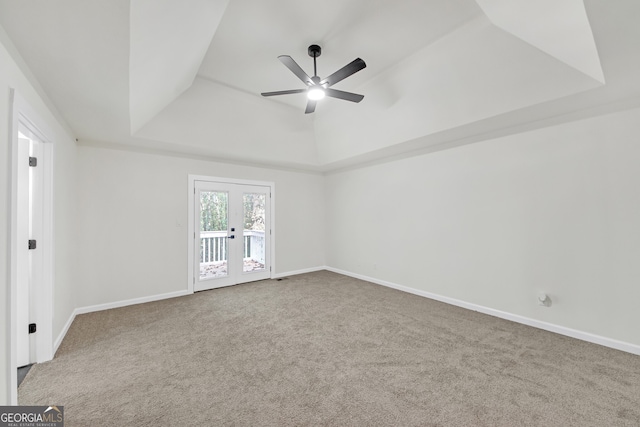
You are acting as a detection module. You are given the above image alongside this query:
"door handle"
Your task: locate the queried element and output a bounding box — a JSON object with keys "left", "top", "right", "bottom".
{"left": 227, "top": 235, "right": 235, "bottom": 239}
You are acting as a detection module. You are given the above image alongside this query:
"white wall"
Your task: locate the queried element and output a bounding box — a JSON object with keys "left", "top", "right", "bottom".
{"left": 75, "top": 145, "right": 325, "bottom": 308}
{"left": 0, "top": 29, "right": 77, "bottom": 404}
{"left": 325, "top": 107, "right": 640, "bottom": 347}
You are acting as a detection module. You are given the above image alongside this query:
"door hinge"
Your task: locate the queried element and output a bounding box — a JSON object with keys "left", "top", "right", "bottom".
{"left": 28, "top": 323, "right": 36, "bottom": 334}
{"left": 29, "top": 157, "right": 37, "bottom": 167}
{"left": 28, "top": 239, "right": 37, "bottom": 250}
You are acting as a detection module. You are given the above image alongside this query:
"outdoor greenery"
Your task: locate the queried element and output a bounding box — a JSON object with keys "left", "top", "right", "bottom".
{"left": 200, "top": 192, "right": 265, "bottom": 231}
{"left": 200, "top": 191, "right": 227, "bottom": 231}
{"left": 244, "top": 193, "right": 265, "bottom": 231}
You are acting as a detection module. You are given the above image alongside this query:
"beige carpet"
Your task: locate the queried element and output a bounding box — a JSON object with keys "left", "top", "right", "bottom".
{"left": 19, "top": 271, "right": 640, "bottom": 426}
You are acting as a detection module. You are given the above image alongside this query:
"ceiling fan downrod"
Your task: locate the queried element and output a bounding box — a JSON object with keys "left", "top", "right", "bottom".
{"left": 308, "top": 44, "right": 321, "bottom": 77}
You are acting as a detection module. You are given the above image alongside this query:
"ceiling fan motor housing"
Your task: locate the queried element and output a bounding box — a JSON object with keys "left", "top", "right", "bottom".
{"left": 308, "top": 44, "right": 321, "bottom": 58}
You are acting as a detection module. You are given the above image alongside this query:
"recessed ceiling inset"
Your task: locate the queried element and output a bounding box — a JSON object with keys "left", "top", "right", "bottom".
{"left": 261, "top": 44, "right": 366, "bottom": 114}
{"left": 129, "top": 0, "right": 230, "bottom": 133}
{"left": 475, "top": 0, "right": 605, "bottom": 83}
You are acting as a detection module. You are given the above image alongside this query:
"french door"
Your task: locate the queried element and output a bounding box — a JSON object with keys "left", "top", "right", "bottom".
{"left": 194, "top": 180, "right": 271, "bottom": 291}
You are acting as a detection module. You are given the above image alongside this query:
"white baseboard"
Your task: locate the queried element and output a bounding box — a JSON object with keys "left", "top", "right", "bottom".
{"left": 54, "top": 308, "right": 77, "bottom": 355}
{"left": 273, "top": 266, "right": 325, "bottom": 279}
{"left": 74, "top": 289, "right": 191, "bottom": 315}
{"left": 325, "top": 266, "right": 640, "bottom": 356}
{"left": 54, "top": 289, "right": 191, "bottom": 355}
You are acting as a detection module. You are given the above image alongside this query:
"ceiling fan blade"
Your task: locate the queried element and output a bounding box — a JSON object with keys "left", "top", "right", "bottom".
{"left": 278, "top": 55, "right": 314, "bottom": 86}
{"left": 324, "top": 88, "right": 364, "bottom": 103}
{"left": 261, "top": 89, "right": 306, "bottom": 97}
{"left": 305, "top": 100, "right": 317, "bottom": 114}
{"left": 319, "top": 58, "right": 366, "bottom": 87}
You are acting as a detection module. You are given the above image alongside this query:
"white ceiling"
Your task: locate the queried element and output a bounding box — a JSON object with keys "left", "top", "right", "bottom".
{"left": 1, "top": 0, "right": 639, "bottom": 172}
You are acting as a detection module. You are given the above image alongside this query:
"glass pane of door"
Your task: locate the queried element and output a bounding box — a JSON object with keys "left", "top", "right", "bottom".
{"left": 243, "top": 192, "right": 266, "bottom": 273}
{"left": 199, "top": 191, "right": 228, "bottom": 280}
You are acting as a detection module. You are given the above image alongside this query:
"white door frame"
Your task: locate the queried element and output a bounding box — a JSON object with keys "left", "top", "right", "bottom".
{"left": 8, "top": 90, "right": 55, "bottom": 404}
{"left": 187, "top": 175, "right": 275, "bottom": 293}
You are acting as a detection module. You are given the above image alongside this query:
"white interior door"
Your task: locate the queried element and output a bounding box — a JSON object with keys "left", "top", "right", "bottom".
{"left": 194, "top": 181, "right": 271, "bottom": 291}
{"left": 16, "top": 125, "right": 44, "bottom": 367}
{"left": 16, "top": 133, "right": 30, "bottom": 367}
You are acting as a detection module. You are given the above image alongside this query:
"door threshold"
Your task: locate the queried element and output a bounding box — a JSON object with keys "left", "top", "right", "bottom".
{"left": 18, "top": 363, "right": 34, "bottom": 387}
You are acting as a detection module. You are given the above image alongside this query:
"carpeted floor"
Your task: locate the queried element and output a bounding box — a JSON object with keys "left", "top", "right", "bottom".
{"left": 19, "top": 271, "right": 640, "bottom": 426}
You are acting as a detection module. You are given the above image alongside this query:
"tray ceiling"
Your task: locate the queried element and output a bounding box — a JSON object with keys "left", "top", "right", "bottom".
{"left": 1, "top": 0, "right": 639, "bottom": 171}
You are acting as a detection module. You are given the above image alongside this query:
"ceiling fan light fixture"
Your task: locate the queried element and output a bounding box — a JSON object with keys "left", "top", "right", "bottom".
{"left": 307, "top": 87, "right": 325, "bottom": 100}
{"left": 261, "top": 45, "right": 366, "bottom": 113}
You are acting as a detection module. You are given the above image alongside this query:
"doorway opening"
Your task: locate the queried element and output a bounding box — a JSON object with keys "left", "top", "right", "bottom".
{"left": 9, "top": 90, "right": 54, "bottom": 404}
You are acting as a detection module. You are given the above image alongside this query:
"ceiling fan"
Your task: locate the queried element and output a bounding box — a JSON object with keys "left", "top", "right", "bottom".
{"left": 261, "top": 44, "right": 366, "bottom": 114}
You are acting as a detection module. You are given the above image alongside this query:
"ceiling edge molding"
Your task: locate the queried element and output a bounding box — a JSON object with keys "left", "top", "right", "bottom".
{"left": 323, "top": 94, "right": 640, "bottom": 175}
{"left": 76, "top": 138, "right": 325, "bottom": 175}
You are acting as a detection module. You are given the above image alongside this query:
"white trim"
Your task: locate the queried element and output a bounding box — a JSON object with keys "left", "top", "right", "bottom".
{"left": 269, "top": 187, "right": 276, "bottom": 282}
{"left": 325, "top": 267, "right": 640, "bottom": 356}
{"left": 75, "top": 290, "right": 191, "bottom": 315}
{"left": 8, "top": 90, "right": 18, "bottom": 405}
{"left": 54, "top": 290, "right": 191, "bottom": 354}
{"left": 8, "top": 90, "right": 55, "bottom": 404}
{"left": 187, "top": 175, "right": 276, "bottom": 293}
{"left": 35, "top": 141, "right": 54, "bottom": 363}
{"left": 188, "top": 174, "right": 276, "bottom": 188}
{"left": 273, "top": 266, "right": 325, "bottom": 279}
{"left": 187, "top": 176, "right": 195, "bottom": 293}
{"left": 53, "top": 309, "right": 77, "bottom": 355}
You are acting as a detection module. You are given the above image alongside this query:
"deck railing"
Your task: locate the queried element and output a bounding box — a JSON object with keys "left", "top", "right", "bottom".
{"left": 200, "top": 230, "right": 265, "bottom": 264}
{"left": 200, "top": 231, "right": 227, "bottom": 263}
